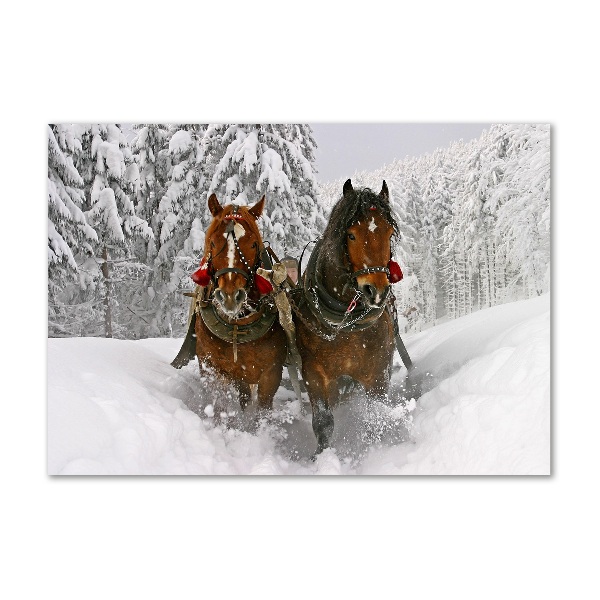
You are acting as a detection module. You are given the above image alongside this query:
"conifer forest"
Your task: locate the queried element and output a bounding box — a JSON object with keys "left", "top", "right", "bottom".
{"left": 47, "top": 123, "right": 550, "bottom": 339}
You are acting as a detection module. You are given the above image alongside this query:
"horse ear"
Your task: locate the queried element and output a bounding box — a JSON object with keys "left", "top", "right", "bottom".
{"left": 208, "top": 193, "right": 223, "bottom": 216}
{"left": 249, "top": 195, "right": 265, "bottom": 219}
{"left": 379, "top": 181, "right": 389, "bottom": 201}
{"left": 343, "top": 179, "right": 354, "bottom": 199}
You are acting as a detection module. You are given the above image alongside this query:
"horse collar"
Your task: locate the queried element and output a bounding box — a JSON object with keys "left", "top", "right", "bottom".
{"left": 301, "top": 240, "right": 387, "bottom": 334}
{"left": 199, "top": 303, "right": 277, "bottom": 345}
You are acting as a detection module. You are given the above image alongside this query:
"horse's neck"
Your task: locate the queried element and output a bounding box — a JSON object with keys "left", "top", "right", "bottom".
{"left": 316, "top": 247, "right": 351, "bottom": 302}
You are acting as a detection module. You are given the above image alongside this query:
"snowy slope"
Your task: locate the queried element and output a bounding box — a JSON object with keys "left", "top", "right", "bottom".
{"left": 47, "top": 294, "right": 550, "bottom": 475}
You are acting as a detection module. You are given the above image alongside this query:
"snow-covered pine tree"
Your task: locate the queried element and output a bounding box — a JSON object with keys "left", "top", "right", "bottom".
{"left": 314, "top": 124, "right": 550, "bottom": 329}
{"left": 128, "top": 124, "right": 173, "bottom": 336}
{"left": 431, "top": 148, "right": 461, "bottom": 320}
{"left": 388, "top": 162, "right": 425, "bottom": 330}
{"left": 477, "top": 124, "right": 513, "bottom": 307}
{"left": 207, "top": 124, "right": 323, "bottom": 257}
{"left": 132, "top": 124, "right": 172, "bottom": 258}
{"left": 495, "top": 124, "right": 550, "bottom": 297}
{"left": 47, "top": 124, "right": 98, "bottom": 336}
{"left": 454, "top": 136, "right": 489, "bottom": 312}
{"left": 152, "top": 124, "right": 208, "bottom": 335}
{"left": 420, "top": 164, "right": 442, "bottom": 324}
{"left": 75, "top": 124, "right": 153, "bottom": 337}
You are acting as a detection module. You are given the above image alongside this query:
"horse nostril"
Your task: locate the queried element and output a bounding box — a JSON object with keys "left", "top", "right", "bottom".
{"left": 364, "top": 284, "right": 377, "bottom": 300}
{"left": 214, "top": 289, "right": 225, "bottom": 304}
{"left": 234, "top": 289, "right": 246, "bottom": 304}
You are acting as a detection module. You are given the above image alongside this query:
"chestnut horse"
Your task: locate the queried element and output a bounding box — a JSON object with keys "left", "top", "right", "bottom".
{"left": 292, "top": 179, "right": 403, "bottom": 453}
{"left": 172, "top": 194, "right": 287, "bottom": 413}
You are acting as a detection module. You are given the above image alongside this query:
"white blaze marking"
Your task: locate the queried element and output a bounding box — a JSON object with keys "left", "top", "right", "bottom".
{"left": 368, "top": 217, "right": 377, "bottom": 232}
{"left": 223, "top": 222, "right": 246, "bottom": 279}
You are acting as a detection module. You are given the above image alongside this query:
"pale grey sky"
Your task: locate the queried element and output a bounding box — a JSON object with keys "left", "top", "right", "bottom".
{"left": 309, "top": 123, "right": 492, "bottom": 182}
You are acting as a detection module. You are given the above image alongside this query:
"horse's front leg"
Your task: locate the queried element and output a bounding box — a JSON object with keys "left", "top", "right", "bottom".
{"left": 361, "top": 367, "right": 397, "bottom": 445}
{"left": 304, "top": 365, "right": 335, "bottom": 455}
{"left": 235, "top": 381, "right": 252, "bottom": 410}
{"left": 256, "top": 363, "right": 283, "bottom": 412}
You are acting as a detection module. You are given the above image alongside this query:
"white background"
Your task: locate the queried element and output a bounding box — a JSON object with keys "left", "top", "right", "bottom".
{"left": 3, "top": 1, "right": 597, "bottom": 598}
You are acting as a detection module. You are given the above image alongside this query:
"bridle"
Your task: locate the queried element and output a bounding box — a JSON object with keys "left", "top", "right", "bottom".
{"left": 344, "top": 265, "right": 392, "bottom": 301}
{"left": 341, "top": 231, "right": 396, "bottom": 300}
{"left": 349, "top": 264, "right": 390, "bottom": 280}
{"left": 207, "top": 207, "right": 264, "bottom": 289}
{"left": 190, "top": 205, "right": 276, "bottom": 362}
{"left": 297, "top": 237, "right": 392, "bottom": 338}
{"left": 291, "top": 208, "right": 402, "bottom": 339}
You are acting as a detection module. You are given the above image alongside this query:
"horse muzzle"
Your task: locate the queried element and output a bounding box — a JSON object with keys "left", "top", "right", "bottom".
{"left": 359, "top": 281, "right": 390, "bottom": 308}
{"left": 213, "top": 287, "right": 248, "bottom": 317}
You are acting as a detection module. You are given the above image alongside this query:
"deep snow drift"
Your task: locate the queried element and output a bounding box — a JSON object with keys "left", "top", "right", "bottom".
{"left": 47, "top": 294, "right": 550, "bottom": 475}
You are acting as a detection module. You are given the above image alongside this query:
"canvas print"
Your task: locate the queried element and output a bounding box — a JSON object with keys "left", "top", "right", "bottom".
{"left": 47, "top": 123, "right": 550, "bottom": 475}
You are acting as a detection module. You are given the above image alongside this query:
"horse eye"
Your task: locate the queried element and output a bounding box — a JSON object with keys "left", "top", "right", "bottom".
{"left": 211, "top": 241, "right": 215, "bottom": 248}
{"left": 348, "top": 233, "right": 356, "bottom": 241}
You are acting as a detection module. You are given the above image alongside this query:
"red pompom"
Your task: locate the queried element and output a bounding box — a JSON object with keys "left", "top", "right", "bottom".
{"left": 191, "top": 258, "right": 211, "bottom": 286}
{"left": 254, "top": 274, "right": 273, "bottom": 295}
{"left": 388, "top": 260, "right": 403, "bottom": 283}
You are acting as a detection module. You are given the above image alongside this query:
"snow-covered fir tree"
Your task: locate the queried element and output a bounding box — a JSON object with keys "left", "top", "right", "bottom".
{"left": 73, "top": 124, "right": 153, "bottom": 337}
{"left": 48, "top": 123, "right": 550, "bottom": 339}
{"left": 317, "top": 124, "right": 551, "bottom": 332}
{"left": 495, "top": 124, "right": 550, "bottom": 297}
{"left": 206, "top": 124, "right": 324, "bottom": 257}
{"left": 127, "top": 124, "right": 173, "bottom": 336}
{"left": 47, "top": 125, "right": 97, "bottom": 286}
{"left": 149, "top": 124, "right": 208, "bottom": 335}
{"left": 47, "top": 124, "right": 98, "bottom": 336}
{"left": 132, "top": 124, "right": 172, "bottom": 258}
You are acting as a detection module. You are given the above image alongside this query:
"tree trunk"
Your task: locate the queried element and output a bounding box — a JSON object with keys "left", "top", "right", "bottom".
{"left": 101, "top": 244, "right": 113, "bottom": 338}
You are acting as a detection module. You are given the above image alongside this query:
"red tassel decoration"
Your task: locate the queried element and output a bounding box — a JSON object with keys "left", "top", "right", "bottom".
{"left": 191, "top": 258, "right": 211, "bottom": 286}
{"left": 388, "top": 260, "right": 403, "bottom": 283}
{"left": 254, "top": 274, "right": 273, "bottom": 295}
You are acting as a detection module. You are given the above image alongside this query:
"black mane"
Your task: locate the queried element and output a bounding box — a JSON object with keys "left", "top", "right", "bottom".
{"left": 319, "top": 186, "right": 399, "bottom": 265}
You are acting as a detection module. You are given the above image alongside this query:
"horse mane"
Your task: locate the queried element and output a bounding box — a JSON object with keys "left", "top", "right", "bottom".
{"left": 319, "top": 186, "right": 400, "bottom": 266}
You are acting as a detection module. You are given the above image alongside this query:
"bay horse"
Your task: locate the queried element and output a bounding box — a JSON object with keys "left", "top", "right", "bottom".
{"left": 291, "top": 179, "right": 404, "bottom": 453}
{"left": 172, "top": 193, "right": 287, "bottom": 414}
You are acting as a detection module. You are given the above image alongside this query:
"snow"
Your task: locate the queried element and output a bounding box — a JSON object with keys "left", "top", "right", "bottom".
{"left": 47, "top": 218, "right": 77, "bottom": 268}
{"left": 257, "top": 147, "right": 292, "bottom": 194}
{"left": 168, "top": 129, "right": 192, "bottom": 154}
{"left": 87, "top": 187, "right": 125, "bottom": 243}
{"left": 48, "top": 294, "right": 549, "bottom": 475}
{"left": 102, "top": 142, "right": 125, "bottom": 179}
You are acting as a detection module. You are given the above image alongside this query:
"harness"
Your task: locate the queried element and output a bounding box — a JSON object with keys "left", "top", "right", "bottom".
{"left": 191, "top": 207, "right": 278, "bottom": 360}
{"left": 198, "top": 302, "right": 278, "bottom": 345}
{"left": 291, "top": 238, "right": 391, "bottom": 340}
{"left": 289, "top": 238, "right": 413, "bottom": 371}
{"left": 211, "top": 207, "right": 262, "bottom": 287}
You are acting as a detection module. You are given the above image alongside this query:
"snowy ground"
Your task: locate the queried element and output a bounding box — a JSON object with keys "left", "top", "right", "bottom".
{"left": 47, "top": 294, "right": 550, "bottom": 475}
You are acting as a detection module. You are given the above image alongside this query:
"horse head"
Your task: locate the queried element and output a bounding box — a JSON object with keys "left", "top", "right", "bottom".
{"left": 340, "top": 179, "right": 398, "bottom": 308}
{"left": 204, "top": 193, "right": 266, "bottom": 318}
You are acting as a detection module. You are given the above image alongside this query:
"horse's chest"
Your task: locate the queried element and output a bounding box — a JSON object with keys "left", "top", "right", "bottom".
{"left": 298, "top": 312, "right": 394, "bottom": 378}
{"left": 195, "top": 316, "right": 284, "bottom": 380}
